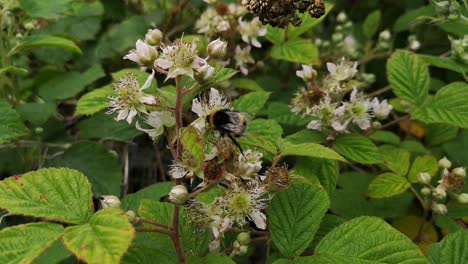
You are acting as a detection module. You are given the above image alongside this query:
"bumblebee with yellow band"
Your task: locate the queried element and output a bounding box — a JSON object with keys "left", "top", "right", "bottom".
{"left": 207, "top": 109, "right": 247, "bottom": 154}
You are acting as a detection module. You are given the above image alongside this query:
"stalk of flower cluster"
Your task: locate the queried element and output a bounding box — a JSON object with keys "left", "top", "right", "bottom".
{"left": 172, "top": 75, "right": 186, "bottom": 263}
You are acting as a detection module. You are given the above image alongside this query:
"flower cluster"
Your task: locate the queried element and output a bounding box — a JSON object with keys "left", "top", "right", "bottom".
{"left": 290, "top": 58, "right": 392, "bottom": 136}
{"left": 166, "top": 88, "right": 287, "bottom": 252}
{"left": 195, "top": 2, "right": 266, "bottom": 75}
{"left": 449, "top": 35, "right": 468, "bottom": 64}
{"left": 418, "top": 157, "right": 468, "bottom": 215}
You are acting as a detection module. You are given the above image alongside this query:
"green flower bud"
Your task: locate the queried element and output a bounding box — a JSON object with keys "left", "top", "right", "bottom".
{"left": 417, "top": 172, "right": 431, "bottom": 184}
{"left": 145, "top": 28, "right": 163, "bottom": 46}
{"left": 432, "top": 186, "right": 447, "bottom": 200}
{"left": 458, "top": 193, "right": 468, "bottom": 204}
{"left": 237, "top": 232, "right": 251, "bottom": 245}
{"left": 421, "top": 187, "right": 431, "bottom": 196}
{"left": 126, "top": 210, "right": 137, "bottom": 223}
{"left": 432, "top": 203, "right": 448, "bottom": 215}
{"left": 207, "top": 38, "right": 227, "bottom": 59}
{"left": 239, "top": 245, "right": 248, "bottom": 255}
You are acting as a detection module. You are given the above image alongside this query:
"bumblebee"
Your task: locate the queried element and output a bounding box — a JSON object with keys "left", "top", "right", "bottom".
{"left": 207, "top": 109, "right": 247, "bottom": 154}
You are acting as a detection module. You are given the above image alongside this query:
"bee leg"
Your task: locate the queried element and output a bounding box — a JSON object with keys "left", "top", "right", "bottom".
{"left": 227, "top": 133, "right": 244, "bottom": 156}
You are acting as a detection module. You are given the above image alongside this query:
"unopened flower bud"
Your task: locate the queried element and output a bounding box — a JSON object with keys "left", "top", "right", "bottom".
{"left": 458, "top": 193, "right": 468, "bottom": 204}
{"left": 237, "top": 232, "right": 251, "bottom": 245}
{"left": 337, "top": 12, "right": 347, "bottom": 23}
{"left": 233, "top": 240, "right": 241, "bottom": 249}
{"left": 126, "top": 210, "right": 137, "bottom": 223}
{"left": 335, "top": 25, "right": 343, "bottom": 32}
{"left": 145, "top": 28, "right": 163, "bottom": 46}
{"left": 315, "top": 38, "right": 323, "bottom": 46}
{"left": 195, "top": 64, "right": 215, "bottom": 83}
{"left": 34, "top": 127, "right": 44, "bottom": 134}
{"left": 332, "top": 33, "right": 344, "bottom": 43}
{"left": 448, "top": 1, "right": 461, "bottom": 20}
{"left": 238, "top": 245, "right": 248, "bottom": 255}
{"left": 433, "top": 185, "right": 447, "bottom": 200}
{"left": 438, "top": 157, "right": 452, "bottom": 169}
{"left": 372, "top": 121, "right": 382, "bottom": 129}
{"left": 344, "top": 21, "right": 353, "bottom": 29}
{"left": 453, "top": 167, "right": 466, "bottom": 178}
{"left": 207, "top": 38, "right": 227, "bottom": 59}
{"left": 100, "top": 195, "right": 121, "bottom": 209}
{"left": 432, "top": 203, "right": 448, "bottom": 215}
{"left": 418, "top": 172, "right": 432, "bottom": 184}
{"left": 435, "top": 1, "right": 450, "bottom": 17}
{"left": 379, "top": 30, "right": 391, "bottom": 41}
{"left": 124, "top": 40, "right": 158, "bottom": 67}
{"left": 408, "top": 35, "right": 421, "bottom": 51}
{"left": 169, "top": 185, "right": 189, "bottom": 205}
{"left": 421, "top": 187, "right": 431, "bottom": 196}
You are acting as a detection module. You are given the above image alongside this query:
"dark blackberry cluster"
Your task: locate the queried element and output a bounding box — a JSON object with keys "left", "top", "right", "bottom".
{"left": 242, "top": 0, "right": 326, "bottom": 28}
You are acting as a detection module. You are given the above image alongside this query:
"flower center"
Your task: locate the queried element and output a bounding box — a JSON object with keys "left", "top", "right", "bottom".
{"left": 228, "top": 191, "right": 252, "bottom": 215}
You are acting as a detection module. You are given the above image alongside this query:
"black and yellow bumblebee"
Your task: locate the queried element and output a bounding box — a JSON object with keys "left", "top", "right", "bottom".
{"left": 207, "top": 109, "right": 247, "bottom": 154}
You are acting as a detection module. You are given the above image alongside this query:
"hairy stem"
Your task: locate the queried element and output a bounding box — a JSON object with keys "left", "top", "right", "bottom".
{"left": 172, "top": 75, "right": 185, "bottom": 263}
{"left": 135, "top": 227, "right": 174, "bottom": 236}
{"left": 163, "top": 0, "right": 191, "bottom": 34}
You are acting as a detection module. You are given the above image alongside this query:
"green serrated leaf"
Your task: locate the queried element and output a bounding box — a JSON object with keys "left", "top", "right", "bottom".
{"left": 387, "top": 50, "right": 430, "bottom": 105}
{"left": 122, "top": 182, "right": 174, "bottom": 212}
{"left": 419, "top": 54, "right": 468, "bottom": 74}
{"left": 408, "top": 155, "right": 439, "bottom": 183}
{"left": 16, "top": 35, "right": 81, "bottom": 54}
{"left": 369, "top": 130, "right": 401, "bottom": 145}
{"left": 188, "top": 253, "right": 235, "bottom": 264}
{"left": 333, "top": 134, "right": 381, "bottom": 164}
{"left": 269, "top": 183, "right": 330, "bottom": 257}
{"left": 379, "top": 145, "right": 410, "bottom": 176}
{"left": 39, "top": 64, "right": 105, "bottom": 101}
{"left": 0, "top": 223, "right": 64, "bottom": 264}
{"left": 75, "top": 86, "right": 113, "bottom": 116}
{"left": 0, "top": 66, "right": 28, "bottom": 75}
{"left": 428, "top": 229, "right": 468, "bottom": 264}
{"left": 413, "top": 82, "right": 468, "bottom": 128}
{"left": 314, "top": 216, "right": 427, "bottom": 263}
{"left": 294, "top": 157, "right": 338, "bottom": 196}
{"left": 331, "top": 172, "right": 414, "bottom": 219}
{"left": 284, "top": 129, "right": 325, "bottom": 144}
{"left": 19, "top": 0, "right": 73, "bottom": 19}
{"left": 45, "top": 142, "right": 122, "bottom": 197}
{"left": 362, "top": 10, "right": 381, "bottom": 39}
{"left": 17, "top": 102, "right": 56, "bottom": 126}
{"left": 233, "top": 91, "right": 271, "bottom": 115}
{"left": 426, "top": 123, "right": 459, "bottom": 147}
{"left": 181, "top": 126, "right": 204, "bottom": 163}
{"left": 247, "top": 119, "right": 283, "bottom": 139}
{"left": 63, "top": 208, "right": 135, "bottom": 264}
{"left": 0, "top": 100, "right": 30, "bottom": 144}
{"left": 267, "top": 102, "right": 314, "bottom": 127}
{"left": 394, "top": 5, "right": 434, "bottom": 32}
{"left": 0, "top": 168, "right": 93, "bottom": 224}
{"left": 77, "top": 113, "right": 142, "bottom": 141}
{"left": 280, "top": 140, "right": 345, "bottom": 162}
{"left": 271, "top": 39, "right": 319, "bottom": 64}
{"left": 122, "top": 244, "right": 177, "bottom": 264}
{"left": 367, "top": 172, "right": 411, "bottom": 198}
{"left": 231, "top": 78, "right": 264, "bottom": 91}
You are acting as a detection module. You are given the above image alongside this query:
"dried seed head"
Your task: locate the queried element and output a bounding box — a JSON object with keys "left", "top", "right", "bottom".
{"left": 266, "top": 164, "right": 291, "bottom": 191}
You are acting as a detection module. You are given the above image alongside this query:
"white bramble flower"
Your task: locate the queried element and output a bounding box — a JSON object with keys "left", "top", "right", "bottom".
{"left": 371, "top": 98, "right": 393, "bottom": 120}
{"left": 195, "top": 8, "right": 231, "bottom": 36}
{"left": 124, "top": 39, "right": 158, "bottom": 67}
{"left": 238, "top": 150, "right": 263, "bottom": 180}
{"left": 344, "top": 88, "right": 372, "bottom": 130}
{"left": 234, "top": 45, "right": 255, "bottom": 75}
{"left": 326, "top": 58, "right": 358, "bottom": 81}
{"left": 307, "top": 120, "right": 322, "bottom": 130}
{"left": 237, "top": 17, "right": 267, "bottom": 48}
{"left": 136, "top": 111, "right": 175, "bottom": 140}
{"left": 296, "top": 64, "right": 317, "bottom": 82}
{"left": 220, "top": 182, "right": 268, "bottom": 229}
{"left": 191, "top": 88, "right": 230, "bottom": 133}
{"left": 108, "top": 72, "right": 156, "bottom": 124}
{"left": 155, "top": 38, "right": 209, "bottom": 80}
{"left": 209, "top": 215, "right": 233, "bottom": 252}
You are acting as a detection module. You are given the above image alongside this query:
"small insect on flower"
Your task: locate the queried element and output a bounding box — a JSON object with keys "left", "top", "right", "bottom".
{"left": 207, "top": 109, "right": 247, "bottom": 154}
